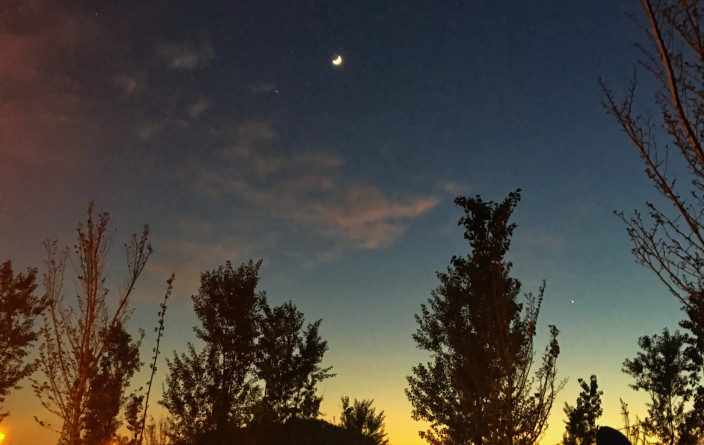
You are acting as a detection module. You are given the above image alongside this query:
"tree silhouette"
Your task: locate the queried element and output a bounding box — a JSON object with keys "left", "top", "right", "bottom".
{"left": 406, "top": 190, "right": 562, "bottom": 445}
{"left": 136, "top": 274, "right": 174, "bottom": 445}
{"left": 255, "top": 301, "right": 334, "bottom": 423}
{"left": 339, "top": 396, "right": 389, "bottom": 445}
{"left": 81, "top": 322, "right": 142, "bottom": 445}
{"left": 162, "top": 260, "right": 334, "bottom": 444}
{"left": 162, "top": 260, "right": 264, "bottom": 444}
{"left": 601, "top": 0, "right": 704, "bottom": 372}
{"left": 563, "top": 375, "right": 603, "bottom": 445}
{"left": 622, "top": 328, "right": 702, "bottom": 445}
{"left": 0, "top": 260, "right": 43, "bottom": 424}
{"left": 32, "top": 203, "right": 150, "bottom": 445}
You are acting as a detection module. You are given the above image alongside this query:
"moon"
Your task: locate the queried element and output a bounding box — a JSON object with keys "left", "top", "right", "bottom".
{"left": 332, "top": 55, "right": 342, "bottom": 66}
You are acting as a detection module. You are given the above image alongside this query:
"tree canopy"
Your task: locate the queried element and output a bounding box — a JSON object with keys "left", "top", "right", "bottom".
{"left": 162, "top": 260, "right": 333, "bottom": 444}
{"left": 339, "top": 396, "right": 389, "bottom": 445}
{"left": 563, "top": 375, "right": 603, "bottom": 445}
{"left": 406, "top": 190, "right": 561, "bottom": 445}
{"left": 623, "top": 328, "right": 702, "bottom": 445}
{"left": 32, "top": 203, "right": 149, "bottom": 445}
{"left": 0, "top": 260, "right": 43, "bottom": 424}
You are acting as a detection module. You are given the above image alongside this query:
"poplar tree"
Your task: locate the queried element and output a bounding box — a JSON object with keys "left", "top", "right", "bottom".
{"left": 406, "top": 191, "right": 561, "bottom": 445}
{"left": 32, "top": 204, "right": 149, "bottom": 445}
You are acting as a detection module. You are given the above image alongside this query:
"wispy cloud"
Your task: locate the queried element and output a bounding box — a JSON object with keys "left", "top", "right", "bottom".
{"left": 441, "top": 180, "right": 468, "bottom": 196}
{"left": 159, "top": 40, "right": 214, "bottom": 70}
{"left": 112, "top": 74, "right": 141, "bottom": 94}
{"left": 521, "top": 227, "right": 566, "bottom": 254}
{"left": 137, "top": 118, "right": 189, "bottom": 140}
{"left": 249, "top": 82, "right": 278, "bottom": 94}
{"left": 197, "top": 121, "right": 439, "bottom": 253}
{"left": 188, "top": 98, "right": 210, "bottom": 118}
{"left": 315, "top": 186, "right": 439, "bottom": 248}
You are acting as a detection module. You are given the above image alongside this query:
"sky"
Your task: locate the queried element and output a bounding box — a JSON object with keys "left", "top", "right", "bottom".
{"left": 0, "top": 1, "right": 692, "bottom": 444}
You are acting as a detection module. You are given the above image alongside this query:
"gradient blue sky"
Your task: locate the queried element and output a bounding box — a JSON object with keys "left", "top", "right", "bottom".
{"left": 0, "top": 1, "right": 689, "bottom": 444}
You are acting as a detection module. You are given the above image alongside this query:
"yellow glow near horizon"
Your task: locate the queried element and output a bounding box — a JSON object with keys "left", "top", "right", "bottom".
{"left": 0, "top": 432, "right": 5, "bottom": 442}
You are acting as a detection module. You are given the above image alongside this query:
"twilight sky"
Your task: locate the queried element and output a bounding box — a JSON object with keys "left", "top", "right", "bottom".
{"left": 0, "top": 1, "right": 689, "bottom": 444}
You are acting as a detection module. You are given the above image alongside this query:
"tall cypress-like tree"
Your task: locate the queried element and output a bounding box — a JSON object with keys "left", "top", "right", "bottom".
{"left": 406, "top": 190, "right": 561, "bottom": 445}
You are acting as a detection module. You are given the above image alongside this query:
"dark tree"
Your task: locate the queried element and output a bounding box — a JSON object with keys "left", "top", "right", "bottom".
{"left": 406, "top": 190, "right": 562, "bottom": 445}
{"left": 0, "top": 260, "right": 43, "bottom": 424}
{"left": 162, "top": 260, "right": 264, "bottom": 444}
{"left": 339, "top": 396, "right": 389, "bottom": 445}
{"left": 32, "top": 203, "right": 151, "bottom": 445}
{"left": 137, "top": 274, "right": 174, "bottom": 445}
{"left": 255, "top": 301, "right": 334, "bottom": 423}
{"left": 622, "top": 328, "right": 701, "bottom": 445}
{"left": 81, "top": 322, "right": 143, "bottom": 445}
{"left": 563, "top": 375, "right": 603, "bottom": 445}
{"left": 162, "top": 260, "right": 333, "bottom": 444}
{"left": 601, "top": 0, "right": 704, "bottom": 372}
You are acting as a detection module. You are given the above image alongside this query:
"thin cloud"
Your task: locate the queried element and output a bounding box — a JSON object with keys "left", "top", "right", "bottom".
{"left": 521, "top": 227, "right": 566, "bottom": 254}
{"left": 137, "top": 119, "right": 188, "bottom": 140}
{"left": 198, "top": 121, "right": 440, "bottom": 252}
{"left": 159, "top": 40, "right": 214, "bottom": 70}
{"left": 249, "top": 82, "right": 278, "bottom": 94}
{"left": 441, "top": 180, "right": 468, "bottom": 196}
{"left": 315, "top": 186, "right": 439, "bottom": 248}
{"left": 112, "top": 74, "right": 140, "bottom": 94}
{"left": 188, "top": 98, "right": 210, "bottom": 118}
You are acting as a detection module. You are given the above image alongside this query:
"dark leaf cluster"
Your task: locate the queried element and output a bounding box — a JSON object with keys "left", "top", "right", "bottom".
{"left": 0, "top": 260, "right": 43, "bottom": 424}
{"left": 339, "top": 396, "right": 389, "bottom": 445}
{"left": 406, "top": 191, "right": 562, "bottom": 445}
{"left": 563, "top": 375, "right": 603, "bottom": 445}
{"left": 623, "top": 328, "right": 702, "bottom": 445}
{"left": 162, "top": 260, "right": 334, "bottom": 444}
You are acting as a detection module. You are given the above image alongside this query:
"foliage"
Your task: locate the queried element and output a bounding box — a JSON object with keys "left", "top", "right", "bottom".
{"left": 162, "top": 260, "right": 334, "bottom": 444}
{"left": 0, "top": 260, "right": 43, "bottom": 424}
{"left": 221, "top": 418, "right": 377, "bottom": 445}
{"left": 622, "top": 328, "right": 702, "bottom": 445}
{"left": 161, "top": 259, "right": 264, "bottom": 444}
{"left": 601, "top": 0, "right": 704, "bottom": 365}
{"left": 143, "top": 416, "right": 171, "bottom": 445}
{"left": 137, "top": 274, "right": 174, "bottom": 445}
{"left": 82, "top": 322, "right": 142, "bottom": 445}
{"left": 406, "top": 190, "right": 562, "bottom": 445}
{"left": 255, "top": 301, "right": 334, "bottom": 423}
{"left": 162, "top": 344, "right": 218, "bottom": 443}
{"left": 339, "top": 396, "right": 389, "bottom": 445}
{"left": 620, "top": 399, "right": 647, "bottom": 445}
{"left": 32, "top": 203, "right": 150, "bottom": 445}
{"left": 563, "top": 375, "right": 603, "bottom": 445}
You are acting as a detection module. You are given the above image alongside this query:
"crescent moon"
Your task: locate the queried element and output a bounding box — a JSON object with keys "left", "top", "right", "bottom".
{"left": 332, "top": 55, "right": 342, "bottom": 66}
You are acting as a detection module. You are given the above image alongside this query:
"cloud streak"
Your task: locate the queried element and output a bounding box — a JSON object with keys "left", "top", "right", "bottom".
{"left": 198, "top": 121, "right": 439, "bottom": 254}
{"left": 159, "top": 40, "right": 214, "bottom": 70}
